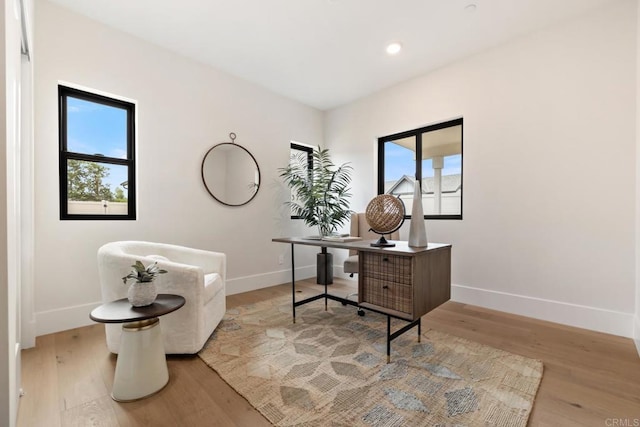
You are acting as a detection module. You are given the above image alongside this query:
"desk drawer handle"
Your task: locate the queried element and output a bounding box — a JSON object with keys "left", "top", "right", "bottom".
{"left": 382, "top": 285, "right": 388, "bottom": 289}
{"left": 383, "top": 257, "right": 389, "bottom": 262}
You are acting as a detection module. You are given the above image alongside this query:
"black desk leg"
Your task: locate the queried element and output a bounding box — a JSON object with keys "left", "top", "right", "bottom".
{"left": 386, "top": 316, "right": 421, "bottom": 363}
{"left": 322, "top": 246, "right": 328, "bottom": 311}
{"left": 291, "top": 243, "right": 296, "bottom": 324}
{"left": 387, "top": 316, "right": 391, "bottom": 364}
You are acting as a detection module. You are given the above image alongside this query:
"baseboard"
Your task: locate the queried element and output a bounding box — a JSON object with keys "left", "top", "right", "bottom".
{"left": 35, "top": 301, "right": 101, "bottom": 337}
{"left": 452, "top": 284, "right": 634, "bottom": 338}
{"left": 31, "top": 271, "right": 638, "bottom": 344}
{"left": 227, "top": 265, "right": 316, "bottom": 295}
{"left": 33, "top": 266, "right": 318, "bottom": 337}
{"left": 20, "top": 319, "right": 36, "bottom": 349}
{"left": 334, "top": 271, "right": 635, "bottom": 339}
{"left": 15, "top": 342, "right": 21, "bottom": 426}
{"left": 634, "top": 315, "right": 640, "bottom": 357}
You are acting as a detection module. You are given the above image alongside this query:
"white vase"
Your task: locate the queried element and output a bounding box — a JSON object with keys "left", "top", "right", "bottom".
{"left": 127, "top": 282, "right": 158, "bottom": 307}
{"left": 408, "top": 179, "right": 428, "bottom": 247}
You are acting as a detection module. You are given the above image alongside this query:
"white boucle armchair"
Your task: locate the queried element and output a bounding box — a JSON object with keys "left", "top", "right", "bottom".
{"left": 97, "top": 241, "right": 226, "bottom": 354}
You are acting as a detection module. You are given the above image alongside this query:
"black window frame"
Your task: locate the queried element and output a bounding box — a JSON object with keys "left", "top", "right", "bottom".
{"left": 58, "top": 85, "right": 137, "bottom": 220}
{"left": 289, "top": 143, "right": 313, "bottom": 220}
{"left": 377, "top": 117, "right": 463, "bottom": 220}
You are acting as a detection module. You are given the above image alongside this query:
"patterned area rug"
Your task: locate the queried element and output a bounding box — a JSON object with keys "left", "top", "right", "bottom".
{"left": 198, "top": 293, "right": 543, "bottom": 426}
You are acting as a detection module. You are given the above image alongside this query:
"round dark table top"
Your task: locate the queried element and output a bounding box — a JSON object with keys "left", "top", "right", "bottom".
{"left": 90, "top": 294, "right": 186, "bottom": 324}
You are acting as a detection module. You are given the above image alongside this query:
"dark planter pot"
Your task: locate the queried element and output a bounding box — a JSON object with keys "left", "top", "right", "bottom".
{"left": 316, "top": 252, "right": 333, "bottom": 285}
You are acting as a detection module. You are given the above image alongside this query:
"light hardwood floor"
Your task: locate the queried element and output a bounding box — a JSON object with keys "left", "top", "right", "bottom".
{"left": 17, "top": 279, "right": 640, "bottom": 426}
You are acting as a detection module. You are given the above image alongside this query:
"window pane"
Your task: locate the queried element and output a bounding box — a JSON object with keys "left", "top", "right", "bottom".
{"left": 289, "top": 144, "right": 312, "bottom": 218}
{"left": 384, "top": 136, "right": 416, "bottom": 195}
{"left": 420, "top": 124, "right": 462, "bottom": 215}
{"left": 66, "top": 96, "right": 128, "bottom": 158}
{"left": 66, "top": 159, "right": 129, "bottom": 215}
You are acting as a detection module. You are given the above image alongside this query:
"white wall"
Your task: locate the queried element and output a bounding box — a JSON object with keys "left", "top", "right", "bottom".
{"left": 3, "top": 0, "right": 33, "bottom": 423}
{"left": 326, "top": 1, "right": 637, "bottom": 338}
{"left": 19, "top": 0, "right": 35, "bottom": 352}
{"left": 33, "top": 1, "right": 323, "bottom": 336}
{"left": 0, "top": 6, "right": 10, "bottom": 419}
{"left": 635, "top": 0, "right": 640, "bottom": 355}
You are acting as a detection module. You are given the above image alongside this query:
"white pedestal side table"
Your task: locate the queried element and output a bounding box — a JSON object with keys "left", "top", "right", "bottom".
{"left": 90, "top": 294, "right": 185, "bottom": 402}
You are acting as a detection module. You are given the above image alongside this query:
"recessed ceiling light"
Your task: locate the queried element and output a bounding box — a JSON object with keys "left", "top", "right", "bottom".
{"left": 386, "top": 42, "right": 402, "bottom": 55}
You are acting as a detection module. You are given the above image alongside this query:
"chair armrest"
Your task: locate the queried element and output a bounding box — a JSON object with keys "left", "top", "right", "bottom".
{"left": 153, "top": 262, "right": 204, "bottom": 300}
{"left": 160, "top": 246, "right": 226, "bottom": 281}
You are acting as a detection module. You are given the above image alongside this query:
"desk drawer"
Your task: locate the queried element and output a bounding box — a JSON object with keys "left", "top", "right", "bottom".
{"left": 361, "top": 277, "right": 412, "bottom": 315}
{"left": 361, "top": 252, "right": 411, "bottom": 285}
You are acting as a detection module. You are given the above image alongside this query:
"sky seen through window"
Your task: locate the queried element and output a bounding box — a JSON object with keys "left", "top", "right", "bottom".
{"left": 67, "top": 97, "right": 128, "bottom": 192}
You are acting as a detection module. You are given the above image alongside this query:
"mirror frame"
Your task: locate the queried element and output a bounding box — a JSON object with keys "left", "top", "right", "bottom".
{"left": 201, "top": 137, "right": 261, "bottom": 207}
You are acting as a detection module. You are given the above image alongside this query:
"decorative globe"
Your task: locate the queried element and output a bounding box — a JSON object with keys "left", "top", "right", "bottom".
{"left": 365, "top": 195, "right": 405, "bottom": 247}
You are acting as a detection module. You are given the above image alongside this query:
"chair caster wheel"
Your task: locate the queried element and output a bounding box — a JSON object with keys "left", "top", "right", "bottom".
{"left": 357, "top": 309, "right": 365, "bottom": 317}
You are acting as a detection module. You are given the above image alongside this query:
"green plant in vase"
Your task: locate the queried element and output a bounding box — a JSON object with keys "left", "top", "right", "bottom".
{"left": 122, "top": 261, "right": 167, "bottom": 307}
{"left": 279, "top": 146, "right": 353, "bottom": 285}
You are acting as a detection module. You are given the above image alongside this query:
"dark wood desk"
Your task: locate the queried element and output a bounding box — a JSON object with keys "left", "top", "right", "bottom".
{"left": 272, "top": 237, "right": 452, "bottom": 362}
{"left": 90, "top": 294, "right": 185, "bottom": 401}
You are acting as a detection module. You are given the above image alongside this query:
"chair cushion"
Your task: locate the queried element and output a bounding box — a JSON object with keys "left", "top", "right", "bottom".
{"left": 204, "top": 273, "right": 223, "bottom": 304}
{"left": 344, "top": 255, "right": 359, "bottom": 274}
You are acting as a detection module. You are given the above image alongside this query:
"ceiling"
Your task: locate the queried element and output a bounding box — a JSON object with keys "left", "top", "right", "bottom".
{"left": 48, "top": 0, "right": 622, "bottom": 111}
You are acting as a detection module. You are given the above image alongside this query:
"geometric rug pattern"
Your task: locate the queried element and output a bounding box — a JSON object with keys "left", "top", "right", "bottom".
{"left": 199, "top": 294, "right": 543, "bottom": 426}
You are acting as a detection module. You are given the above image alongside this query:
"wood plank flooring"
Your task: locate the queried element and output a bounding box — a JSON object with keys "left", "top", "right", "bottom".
{"left": 17, "top": 279, "right": 640, "bottom": 426}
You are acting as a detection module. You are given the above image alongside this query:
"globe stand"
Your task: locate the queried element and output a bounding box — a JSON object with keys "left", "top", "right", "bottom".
{"left": 365, "top": 194, "right": 406, "bottom": 248}
{"left": 371, "top": 234, "right": 395, "bottom": 248}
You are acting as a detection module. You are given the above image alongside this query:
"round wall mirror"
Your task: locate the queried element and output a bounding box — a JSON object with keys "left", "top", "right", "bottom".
{"left": 201, "top": 133, "right": 260, "bottom": 206}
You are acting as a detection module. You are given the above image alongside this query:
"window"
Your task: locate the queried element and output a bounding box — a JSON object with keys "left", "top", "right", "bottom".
{"left": 289, "top": 143, "right": 313, "bottom": 219}
{"left": 59, "top": 85, "right": 136, "bottom": 220}
{"left": 378, "top": 118, "right": 463, "bottom": 219}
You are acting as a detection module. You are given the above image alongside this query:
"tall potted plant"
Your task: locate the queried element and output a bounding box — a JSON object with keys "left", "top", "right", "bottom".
{"left": 279, "top": 146, "right": 353, "bottom": 284}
